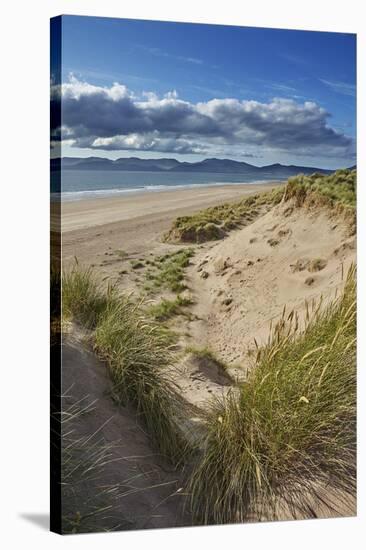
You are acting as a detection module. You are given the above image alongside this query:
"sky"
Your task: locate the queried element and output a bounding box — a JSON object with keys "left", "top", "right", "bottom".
{"left": 51, "top": 15, "right": 356, "bottom": 169}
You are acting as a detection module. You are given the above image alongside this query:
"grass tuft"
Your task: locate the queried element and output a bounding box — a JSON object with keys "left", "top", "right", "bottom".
{"left": 62, "top": 261, "right": 115, "bottom": 328}
{"left": 188, "top": 266, "right": 356, "bottom": 523}
{"left": 143, "top": 248, "right": 195, "bottom": 294}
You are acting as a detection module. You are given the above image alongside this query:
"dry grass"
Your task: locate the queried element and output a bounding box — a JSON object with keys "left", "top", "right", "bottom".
{"left": 188, "top": 266, "right": 356, "bottom": 524}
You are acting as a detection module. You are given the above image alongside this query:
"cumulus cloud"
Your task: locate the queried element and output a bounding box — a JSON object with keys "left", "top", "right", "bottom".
{"left": 51, "top": 75, "right": 355, "bottom": 158}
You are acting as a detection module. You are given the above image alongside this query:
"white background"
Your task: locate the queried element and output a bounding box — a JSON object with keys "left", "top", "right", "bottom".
{"left": 0, "top": 0, "right": 364, "bottom": 547}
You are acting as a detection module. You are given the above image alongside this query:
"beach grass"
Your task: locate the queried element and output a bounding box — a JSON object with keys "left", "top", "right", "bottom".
{"left": 284, "top": 169, "right": 356, "bottom": 235}
{"left": 165, "top": 187, "right": 284, "bottom": 243}
{"left": 188, "top": 265, "right": 356, "bottom": 523}
{"left": 62, "top": 263, "right": 190, "bottom": 464}
{"left": 143, "top": 248, "right": 195, "bottom": 293}
{"left": 62, "top": 260, "right": 112, "bottom": 328}
{"left": 165, "top": 169, "right": 356, "bottom": 244}
{"left": 285, "top": 168, "right": 356, "bottom": 207}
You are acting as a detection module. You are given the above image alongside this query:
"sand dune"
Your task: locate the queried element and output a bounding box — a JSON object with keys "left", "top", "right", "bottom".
{"left": 184, "top": 197, "right": 356, "bottom": 376}
{"left": 61, "top": 182, "right": 356, "bottom": 523}
{"left": 62, "top": 186, "right": 355, "bottom": 405}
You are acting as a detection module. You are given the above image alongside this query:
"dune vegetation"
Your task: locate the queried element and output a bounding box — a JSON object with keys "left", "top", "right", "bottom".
{"left": 143, "top": 248, "right": 195, "bottom": 293}
{"left": 165, "top": 169, "right": 356, "bottom": 244}
{"left": 148, "top": 294, "right": 194, "bottom": 321}
{"left": 188, "top": 266, "right": 356, "bottom": 523}
{"left": 165, "top": 187, "right": 284, "bottom": 243}
{"left": 285, "top": 168, "right": 356, "bottom": 207}
{"left": 62, "top": 263, "right": 191, "bottom": 464}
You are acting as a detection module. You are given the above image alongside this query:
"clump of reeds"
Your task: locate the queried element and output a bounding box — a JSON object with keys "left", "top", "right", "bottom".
{"left": 188, "top": 265, "right": 356, "bottom": 524}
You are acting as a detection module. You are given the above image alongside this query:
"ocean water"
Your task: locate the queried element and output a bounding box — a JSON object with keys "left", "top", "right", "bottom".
{"left": 51, "top": 170, "right": 281, "bottom": 201}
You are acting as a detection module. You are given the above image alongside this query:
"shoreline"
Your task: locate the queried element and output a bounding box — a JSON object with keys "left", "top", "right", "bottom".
{"left": 56, "top": 178, "right": 285, "bottom": 202}
{"left": 61, "top": 181, "right": 283, "bottom": 232}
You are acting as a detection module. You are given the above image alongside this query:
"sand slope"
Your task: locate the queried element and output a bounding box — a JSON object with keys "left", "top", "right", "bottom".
{"left": 184, "top": 198, "right": 356, "bottom": 377}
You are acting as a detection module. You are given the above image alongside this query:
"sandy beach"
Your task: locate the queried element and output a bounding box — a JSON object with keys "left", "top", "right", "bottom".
{"left": 61, "top": 182, "right": 282, "bottom": 232}
{"left": 61, "top": 182, "right": 282, "bottom": 266}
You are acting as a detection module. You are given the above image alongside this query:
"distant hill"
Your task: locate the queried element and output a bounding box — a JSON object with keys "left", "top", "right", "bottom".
{"left": 51, "top": 156, "right": 181, "bottom": 172}
{"left": 51, "top": 156, "right": 345, "bottom": 177}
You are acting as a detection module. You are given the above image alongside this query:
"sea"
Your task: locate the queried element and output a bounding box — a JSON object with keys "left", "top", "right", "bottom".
{"left": 51, "top": 170, "right": 283, "bottom": 201}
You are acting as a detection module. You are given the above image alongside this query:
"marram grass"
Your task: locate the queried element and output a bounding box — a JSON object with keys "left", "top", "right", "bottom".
{"left": 165, "top": 168, "right": 356, "bottom": 244}
{"left": 165, "top": 187, "right": 284, "bottom": 243}
{"left": 93, "top": 294, "right": 190, "bottom": 463}
{"left": 62, "top": 262, "right": 190, "bottom": 464}
{"left": 188, "top": 266, "right": 356, "bottom": 524}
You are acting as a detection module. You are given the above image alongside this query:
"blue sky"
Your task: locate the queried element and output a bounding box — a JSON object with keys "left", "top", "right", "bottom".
{"left": 52, "top": 15, "right": 356, "bottom": 168}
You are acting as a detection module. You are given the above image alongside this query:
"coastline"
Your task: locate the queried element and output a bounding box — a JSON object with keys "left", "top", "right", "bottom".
{"left": 61, "top": 181, "right": 283, "bottom": 232}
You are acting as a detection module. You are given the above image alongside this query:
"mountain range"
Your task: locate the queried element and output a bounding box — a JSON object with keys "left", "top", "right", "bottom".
{"left": 51, "top": 156, "right": 350, "bottom": 177}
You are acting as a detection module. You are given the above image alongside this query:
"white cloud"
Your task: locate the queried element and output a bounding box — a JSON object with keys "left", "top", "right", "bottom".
{"left": 51, "top": 75, "right": 355, "bottom": 159}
